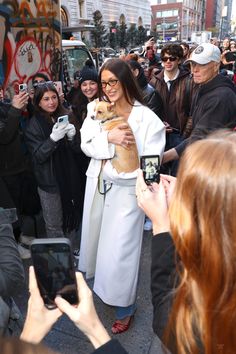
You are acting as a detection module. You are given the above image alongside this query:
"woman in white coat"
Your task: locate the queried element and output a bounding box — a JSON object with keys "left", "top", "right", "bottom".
{"left": 79, "top": 59, "right": 165, "bottom": 334}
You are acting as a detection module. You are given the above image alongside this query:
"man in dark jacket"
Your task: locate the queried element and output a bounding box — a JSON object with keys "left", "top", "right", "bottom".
{"left": 0, "top": 90, "right": 31, "bottom": 258}
{"left": 163, "top": 43, "right": 236, "bottom": 164}
{"left": 150, "top": 44, "right": 196, "bottom": 176}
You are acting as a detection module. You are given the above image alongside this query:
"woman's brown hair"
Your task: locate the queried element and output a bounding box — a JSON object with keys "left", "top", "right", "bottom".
{"left": 98, "top": 58, "right": 145, "bottom": 106}
{"left": 167, "top": 130, "right": 236, "bottom": 354}
{"left": 33, "top": 83, "right": 67, "bottom": 120}
{"left": 0, "top": 336, "right": 57, "bottom": 354}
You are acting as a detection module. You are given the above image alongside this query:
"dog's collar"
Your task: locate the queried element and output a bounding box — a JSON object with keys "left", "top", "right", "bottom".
{"left": 101, "top": 115, "right": 118, "bottom": 124}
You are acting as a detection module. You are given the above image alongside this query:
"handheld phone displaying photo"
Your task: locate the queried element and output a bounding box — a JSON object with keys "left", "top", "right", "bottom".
{"left": 57, "top": 115, "right": 68, "bottom": 125}
{"left": 30, "top": 238, "right": 78, "bottom": 309}
{"left": 140, "top": 155, "right": 160, "bottom": 185}
{"left": 19, "top": 83, "right": 27, "bottom": 92}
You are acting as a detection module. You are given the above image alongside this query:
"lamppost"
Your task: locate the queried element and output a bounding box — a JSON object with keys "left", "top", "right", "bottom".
{"left": 162, "top": 17, "right": 166, "bottom": 40}
{"left": 219, "top": 6, "right": 227, "bottom": 41}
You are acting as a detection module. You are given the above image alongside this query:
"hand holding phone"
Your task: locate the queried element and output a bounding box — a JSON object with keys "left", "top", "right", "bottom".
{"left": 30, "top": 238, "right": 78, "bottom": 309}
{"left": 20, "top": 266, "right": 63, "bottom": 343}
{"left": 140, "top": 155, "right": 160, "bottom": 185}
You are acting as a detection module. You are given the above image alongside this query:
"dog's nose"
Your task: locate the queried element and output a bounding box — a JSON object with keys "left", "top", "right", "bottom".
{"left": 91, "top": 115, "right": 95, "bottom": 120}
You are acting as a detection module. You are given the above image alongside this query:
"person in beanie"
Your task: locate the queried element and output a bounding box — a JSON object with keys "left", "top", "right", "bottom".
{"left": 69, "top": 60, "right": 99, "bottom": 127}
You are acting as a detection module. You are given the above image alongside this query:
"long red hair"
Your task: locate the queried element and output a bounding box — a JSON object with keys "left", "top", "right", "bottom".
{"left": 167, "top": 130, "right": 236, "bottom": 354}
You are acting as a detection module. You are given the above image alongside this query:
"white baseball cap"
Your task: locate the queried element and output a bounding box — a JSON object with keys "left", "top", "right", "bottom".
{"left": 186, "top": 43, "right": 221, "bottom": 64}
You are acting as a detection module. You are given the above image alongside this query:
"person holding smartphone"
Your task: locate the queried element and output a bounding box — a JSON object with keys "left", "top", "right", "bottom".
{"left": 136, "top": 130, "right": 236, "bottom": 354}
{"left": 79, "top": 59, "right": 165, "bottom": 334}
{"left": 24, "top": 82, "right": 84, "bottom": 240}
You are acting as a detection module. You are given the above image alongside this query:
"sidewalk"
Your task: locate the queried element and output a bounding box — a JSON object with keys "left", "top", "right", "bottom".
{"left": 15, "top": 213, "right": 153, "bottom": 353}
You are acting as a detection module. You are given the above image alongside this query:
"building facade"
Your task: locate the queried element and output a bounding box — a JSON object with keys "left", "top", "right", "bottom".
{"left": 61, "top": 0, "right": 152, "bottom": 40}
{"left": 151, "top": 0, "right": 205, "bottom": 41}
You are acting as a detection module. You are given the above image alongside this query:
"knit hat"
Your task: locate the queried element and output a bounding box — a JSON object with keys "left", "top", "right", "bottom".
{"left": 78, "top": 60, "right": 98, "bottom": 84}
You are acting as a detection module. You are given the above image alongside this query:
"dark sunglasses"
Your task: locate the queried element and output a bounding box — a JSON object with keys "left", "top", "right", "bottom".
{"left": 161, "top": 56, "right": 177, "bottom": 62}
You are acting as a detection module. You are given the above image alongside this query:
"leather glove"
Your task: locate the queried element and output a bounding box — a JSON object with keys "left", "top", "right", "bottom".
{"left": 66, "top": 123, "right": 76, "bottom": 141}
{"left": 50, "top": 123, "right": 68, "bottom": 142}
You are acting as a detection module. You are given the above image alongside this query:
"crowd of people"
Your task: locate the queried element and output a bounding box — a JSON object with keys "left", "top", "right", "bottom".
{"left": 0, "top": 36, "right": 236, "bottom": 354}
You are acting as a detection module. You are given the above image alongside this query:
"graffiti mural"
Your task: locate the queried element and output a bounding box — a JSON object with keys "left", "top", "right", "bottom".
{"left": 0, "top": 0, "right": 62, "bottom": 97}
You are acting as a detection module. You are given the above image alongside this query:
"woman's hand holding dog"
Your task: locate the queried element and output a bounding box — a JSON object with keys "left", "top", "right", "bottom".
{"left": 107, "top": 123, "right": 135, "bottom": 149}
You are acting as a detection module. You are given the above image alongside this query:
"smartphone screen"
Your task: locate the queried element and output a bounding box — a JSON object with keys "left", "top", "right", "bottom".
{"left": 30, "top": 238, "right": 78, "bottom": 309}
{"left": 140, "top": 155, "right": 160, "bottom": 185}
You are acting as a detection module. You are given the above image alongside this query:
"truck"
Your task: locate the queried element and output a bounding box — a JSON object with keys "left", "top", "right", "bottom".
{"left": 0, "top": 1, "right": 94, "bottom": 98}
{"left": 191, "top": 31, "right": 212, "bottom": 45}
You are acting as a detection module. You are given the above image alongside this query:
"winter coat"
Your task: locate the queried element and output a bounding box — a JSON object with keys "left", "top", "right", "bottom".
{"left": 175, "top": 74, "right": 236, "bottom": 156}
{"left": 0, "top": 102, "right": 27, "bottom": 176}
{"left": 149, "top": 68, "right": 196, "bottom": 133}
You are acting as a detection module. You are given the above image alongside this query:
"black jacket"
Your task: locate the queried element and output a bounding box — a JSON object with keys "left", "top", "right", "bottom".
{"left": 175, "top": 74, "right": 236, "bottom": 155}
{"left": 0, "top": 208, "right": 25, "bottom": 298}
{"left": 150, "top": 67, "right": 195, "bottom": 133}
{"left": 0, "top": 102, "right": 27, "bottom": 176}
{"left": 92, "top": 339, "right": 128, "bottom": 354}
{"left": 151, "top": 233, "right": 176, "bottom": 340}
{"left": 24, "top": 114, "right": 82, "bottom": 193}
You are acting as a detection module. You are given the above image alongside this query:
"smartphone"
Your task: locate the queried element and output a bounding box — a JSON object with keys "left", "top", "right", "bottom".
{"left": 30, "top": 238, "right": 78, "bottom": 309}
{"left": 57, "top": 115, "right": 68, "bottom": 125}
{"left": 19, "top": 83, "right": 27, "bottom": 92}
{"left": 225, "top": 51, "right": 236, "bottom": 62}
{"left": 54, "top": 81, "right": 63, "bottom": 95}
{"left": 140, "top": 155, "right": 160, "bottom": 185}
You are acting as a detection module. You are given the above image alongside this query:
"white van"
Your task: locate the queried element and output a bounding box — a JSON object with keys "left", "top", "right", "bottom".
{"left": 62, "top": 39, "right": 95, "bottom": 82}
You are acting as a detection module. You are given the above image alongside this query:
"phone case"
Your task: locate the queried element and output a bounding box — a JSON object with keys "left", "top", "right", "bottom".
{"left": 30, "top": 238, "right": 78, "bottom": 309}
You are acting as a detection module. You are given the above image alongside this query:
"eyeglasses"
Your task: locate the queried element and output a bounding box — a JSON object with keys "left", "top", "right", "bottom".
{"left": 101, "top": 79, "right": 119, "bottom": 89}
{"left": 161, "top": 56, "right": 177, "bottom": 62}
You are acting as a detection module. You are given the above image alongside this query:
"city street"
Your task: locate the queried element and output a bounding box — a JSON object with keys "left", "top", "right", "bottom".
{"left": 15, "top": 214, "right": 154, "bottom": 354}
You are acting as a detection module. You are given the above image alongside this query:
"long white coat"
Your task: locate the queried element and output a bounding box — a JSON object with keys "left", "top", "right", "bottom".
{"left": 79, "top": 100, "right": 165, "bottom": 306}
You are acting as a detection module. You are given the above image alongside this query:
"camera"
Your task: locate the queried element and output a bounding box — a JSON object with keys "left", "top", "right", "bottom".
{"left": 140, "top": 155, "right": 160, "bottom": 185}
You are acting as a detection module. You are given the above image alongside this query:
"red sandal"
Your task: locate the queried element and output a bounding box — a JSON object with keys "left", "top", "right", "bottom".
{"left": 111, "top": 316, "right": 133, "bottom": 334}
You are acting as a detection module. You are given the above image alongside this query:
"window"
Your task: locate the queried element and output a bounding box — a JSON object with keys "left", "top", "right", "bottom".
{"left": 63, "top": 48, "right": 92, "bottom": 80}
{"left": 156, "top": 9, "right": 179, "bottom": 18}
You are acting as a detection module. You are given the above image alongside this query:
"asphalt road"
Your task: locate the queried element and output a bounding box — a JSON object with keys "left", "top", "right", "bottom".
{"left": 15, "top": 214, "right": 154, "bottom": 354}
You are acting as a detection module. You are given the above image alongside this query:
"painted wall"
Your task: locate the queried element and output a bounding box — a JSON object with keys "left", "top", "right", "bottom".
{"left": 0, "top": 0, "right": 62, "bottom": 97}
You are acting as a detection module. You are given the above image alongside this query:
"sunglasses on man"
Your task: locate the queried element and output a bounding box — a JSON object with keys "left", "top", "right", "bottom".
{"left": 161, "top": 56, "right": 178, "bottom": 62}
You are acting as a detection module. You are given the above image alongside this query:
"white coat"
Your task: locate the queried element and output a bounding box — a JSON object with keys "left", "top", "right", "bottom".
{"left": 79, "top": 100, "right": 165, "bottom": 306}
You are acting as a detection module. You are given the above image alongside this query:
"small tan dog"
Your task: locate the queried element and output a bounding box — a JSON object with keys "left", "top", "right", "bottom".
{"left": 92, "top": 100, "right": 139, "bottom": 173}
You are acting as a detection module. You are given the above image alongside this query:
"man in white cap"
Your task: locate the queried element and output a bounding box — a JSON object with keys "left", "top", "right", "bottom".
{"left": 163, "top": 43, "right": 236, "bottom": 163}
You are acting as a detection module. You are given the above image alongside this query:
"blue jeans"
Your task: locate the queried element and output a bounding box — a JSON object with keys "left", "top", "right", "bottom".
{"left": 115, "top": 304, "right": 136, "bottom": 320}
